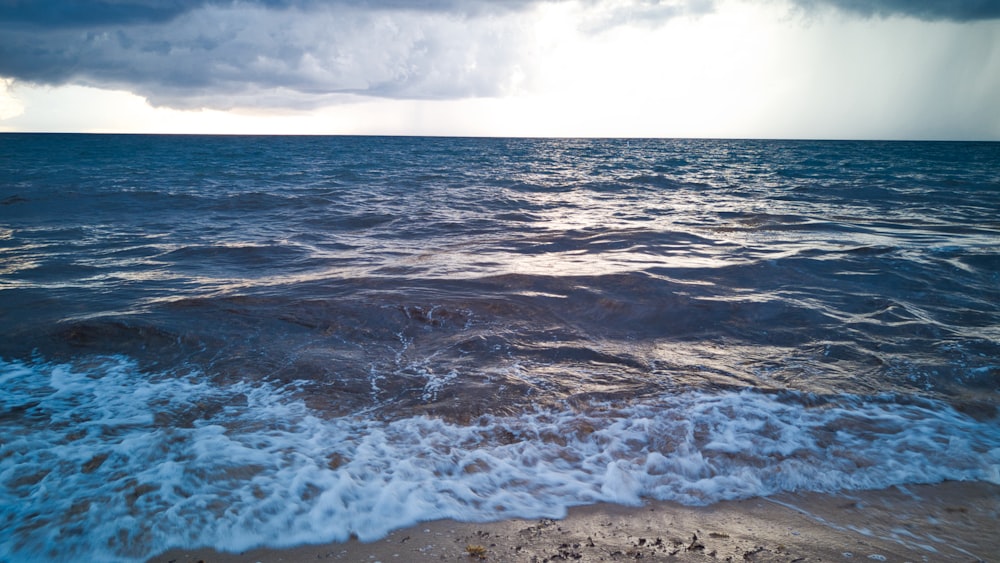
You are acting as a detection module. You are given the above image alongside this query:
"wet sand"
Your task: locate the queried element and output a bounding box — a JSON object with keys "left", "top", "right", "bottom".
{"left": 148, "top": 481, "right": 999, "bottom": 563}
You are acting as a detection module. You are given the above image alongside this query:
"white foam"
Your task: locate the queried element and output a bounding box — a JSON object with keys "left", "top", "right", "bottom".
{"left": 1, "top": 357, "right": 998, "bottom": 562}
{"left": 420, "top": 369, "right": 458, "bottom": 402}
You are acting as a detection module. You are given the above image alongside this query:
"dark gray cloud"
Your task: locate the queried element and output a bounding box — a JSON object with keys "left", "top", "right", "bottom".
{"left": 1, "top": 0, "right": 992, "bottom": 28}
{"left": 0, "top": 0, "right": 204, "bottom": 27}
{"left": 0, "top": 0, "right": 536, "bottom": 27}
{"left": 793, "top": 0, "right": 1000, "bottom": 22}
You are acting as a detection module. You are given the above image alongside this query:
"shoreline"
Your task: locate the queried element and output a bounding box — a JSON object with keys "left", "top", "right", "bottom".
{"left": 148, "top": 480, "right": 998, "bottom": 562}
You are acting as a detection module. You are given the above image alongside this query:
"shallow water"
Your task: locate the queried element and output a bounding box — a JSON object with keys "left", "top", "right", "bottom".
{"left": 1, "top": 134, "right": 998, "bottom": 561}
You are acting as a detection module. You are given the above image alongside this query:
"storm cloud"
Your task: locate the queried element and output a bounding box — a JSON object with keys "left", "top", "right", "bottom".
{"left": 0, "top": 1, "right": 541, "bottom": 108}
{"left": 0, "top": 0, "right": 997, "bottom": 111}
{"left": 793, "top": 0, "right": 1000, "bottom": 22}
{"left": 0, "top": 0, "right": 539, "bottom": 27}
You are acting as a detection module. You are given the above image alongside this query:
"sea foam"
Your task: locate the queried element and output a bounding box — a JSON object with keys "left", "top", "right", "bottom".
{"left": 1, "top": 356, "right": 998, "bottom": 562}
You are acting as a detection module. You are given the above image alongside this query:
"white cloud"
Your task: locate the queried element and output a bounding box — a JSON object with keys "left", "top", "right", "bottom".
{"left": 0, "top": 78, "right": 24, "bottom": 121}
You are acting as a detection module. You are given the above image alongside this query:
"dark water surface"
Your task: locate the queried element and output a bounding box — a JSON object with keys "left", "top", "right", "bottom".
{"left": 1, "top": 134, "right": 998, "bottom": 561}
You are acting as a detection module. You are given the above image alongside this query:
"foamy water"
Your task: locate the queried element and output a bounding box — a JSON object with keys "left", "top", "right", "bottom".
{"left": 2, "top": 356, "right": 997, "bottom": 562}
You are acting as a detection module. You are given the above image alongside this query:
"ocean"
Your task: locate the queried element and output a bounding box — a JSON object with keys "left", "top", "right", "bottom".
{"left": 1, "top": 134, "right": 998, "bottom": 562}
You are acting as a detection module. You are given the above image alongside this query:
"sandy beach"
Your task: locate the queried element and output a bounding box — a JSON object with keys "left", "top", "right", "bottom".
{"left": 148, "top": 480, "right": 998, "bottom": 563}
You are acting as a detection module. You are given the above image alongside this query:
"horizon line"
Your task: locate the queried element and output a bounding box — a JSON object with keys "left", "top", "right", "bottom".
{"left": 2, "top": 131, "right": 998, "bottom": 143}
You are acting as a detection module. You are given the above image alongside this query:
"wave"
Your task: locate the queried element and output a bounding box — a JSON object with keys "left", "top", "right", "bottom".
{"left": 1, "top": 355, "right": 997, "bottom": 562}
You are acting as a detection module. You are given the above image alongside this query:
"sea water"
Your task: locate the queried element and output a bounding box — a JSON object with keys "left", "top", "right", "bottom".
{"left": 1, "top": 134, "right": 998, "bottom": 562}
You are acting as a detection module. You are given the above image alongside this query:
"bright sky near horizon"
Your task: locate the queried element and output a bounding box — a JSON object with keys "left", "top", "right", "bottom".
{"left": 1, "top": 0, "right": 998, "bottom": 140}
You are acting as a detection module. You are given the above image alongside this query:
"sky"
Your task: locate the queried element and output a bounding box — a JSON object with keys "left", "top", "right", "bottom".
{"left": 0, "top": 0, "right": 998, "bottom": 139}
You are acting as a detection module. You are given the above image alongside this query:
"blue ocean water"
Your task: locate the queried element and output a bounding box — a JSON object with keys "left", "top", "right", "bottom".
{"left": 1, "top": 134, "right": 998, "bottom": 562}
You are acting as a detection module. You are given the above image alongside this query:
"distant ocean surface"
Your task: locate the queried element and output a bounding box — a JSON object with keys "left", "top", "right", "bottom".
{"left": 1, "top": 134, "right": 998, "bottom": 562}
